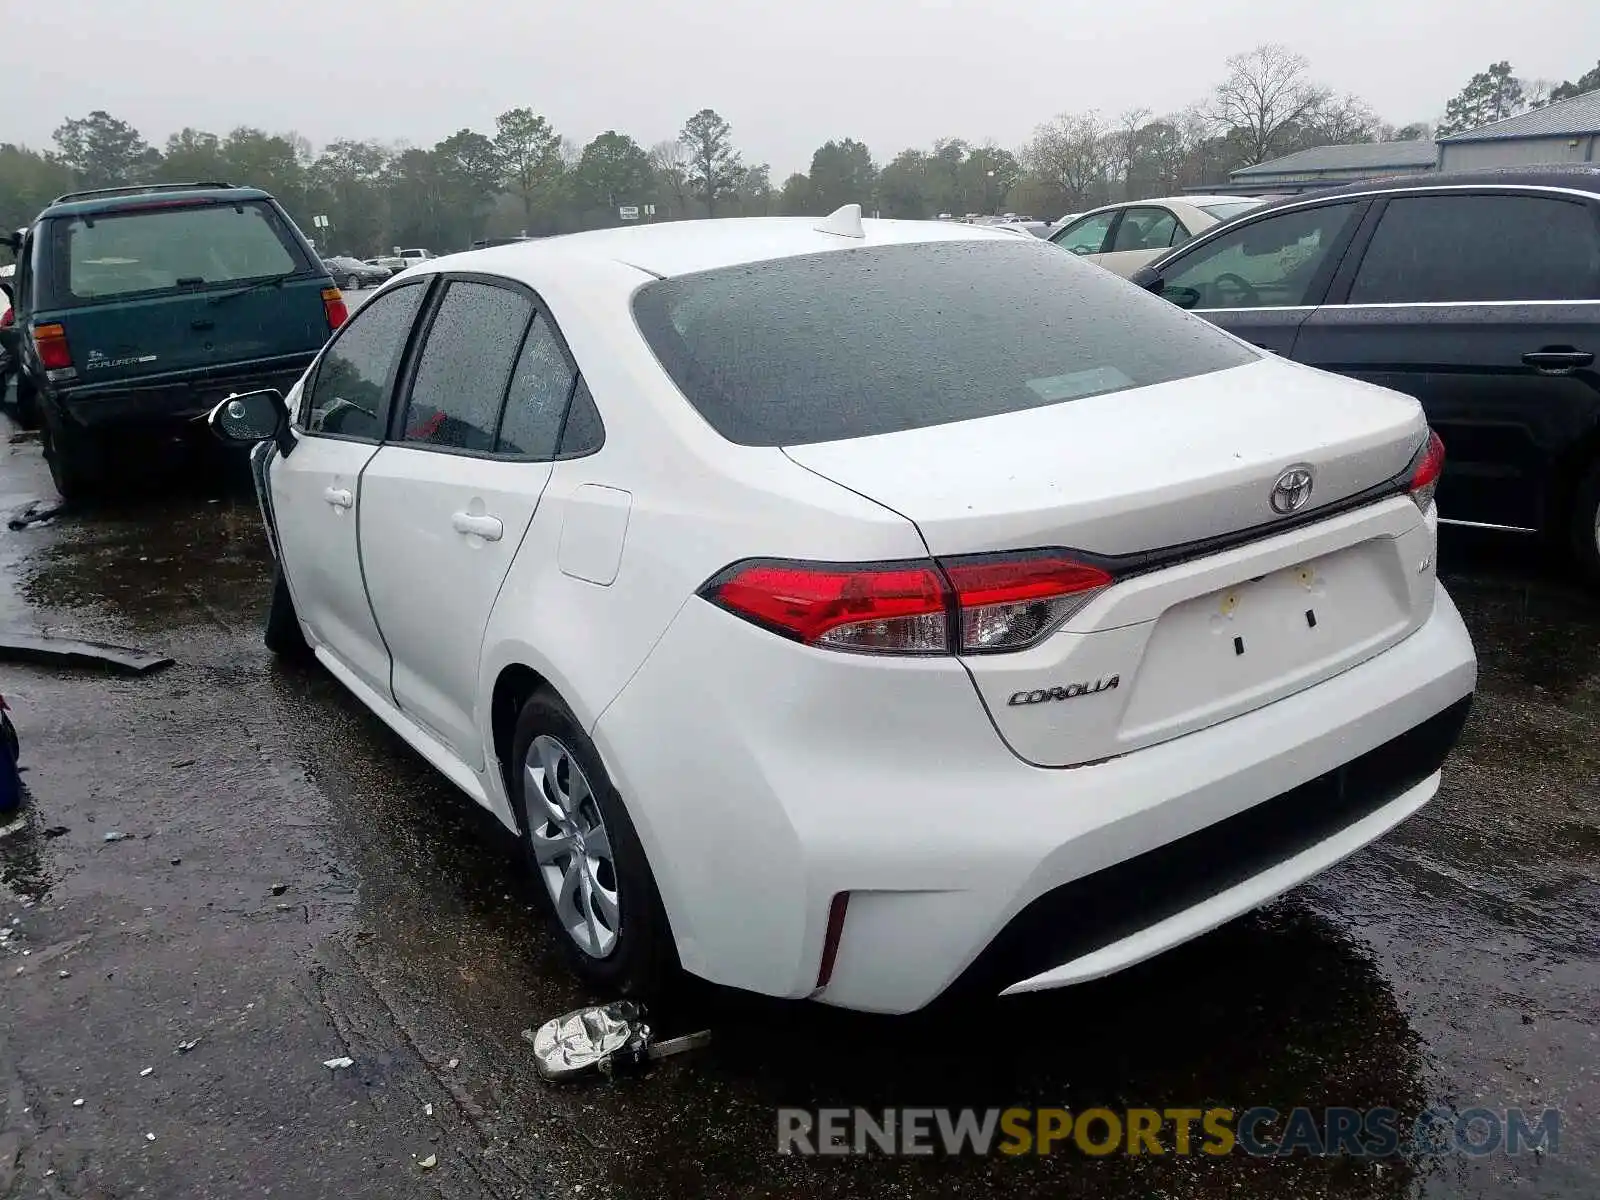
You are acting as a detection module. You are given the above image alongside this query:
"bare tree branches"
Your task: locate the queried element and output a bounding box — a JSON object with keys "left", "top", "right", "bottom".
{"left": 1206, "top": 44, "right": 1331, "bottom": 165}
{"left": 1022, "top": 111, "right": 1112, "bottom": 208}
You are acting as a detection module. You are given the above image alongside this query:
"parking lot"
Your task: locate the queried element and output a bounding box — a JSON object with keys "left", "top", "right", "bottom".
{"left": 0, "top": 384, "right": 1595, "bottom": 1198}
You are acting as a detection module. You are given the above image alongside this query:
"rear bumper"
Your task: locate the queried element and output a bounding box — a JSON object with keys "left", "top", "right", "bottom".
{"left": 594, "top": 581, "right": 1477, "bottom": 1014}
{"left": 51, "top": 356, "right": 315, "bottom": 429}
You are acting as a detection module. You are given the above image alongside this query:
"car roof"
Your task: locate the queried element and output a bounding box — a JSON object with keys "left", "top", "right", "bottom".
{"left": 426, "top": 214, "right": 1019, "bottom": 280}
{"left": 41, "top": 184, "right": 275, "bottom": 220}
{"left": 1277, "top": 164, "right": 1600, "bottom": 205}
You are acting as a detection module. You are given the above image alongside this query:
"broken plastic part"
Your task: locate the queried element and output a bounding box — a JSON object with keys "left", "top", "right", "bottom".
{"left": 322, "top": 1056, "right": 354, "bottom": 1070}
{"left": 527, "top": 1002, "right": 711, "bottom": 1082}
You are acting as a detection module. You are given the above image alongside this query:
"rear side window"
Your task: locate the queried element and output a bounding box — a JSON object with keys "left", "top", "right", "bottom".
{"left": 632, "top": 240, "right": 1256, "bottom": 446}
{"left": 1348, "top": 194, "right": 1600, "bottom": 303}
{"left": 1111, "top": 207, "right": 1179, "bottom": 252}
{"left": 46, "top": 201, "right": 304, "bottom": 304}
{"left": 302, "top": 283, "right": 427, "bottom": 439}
{"left": 496, "top": 313, "right": 576, "bottom": 457}
{"left": 401, "top": 281, "right": 532, "bottom": 452}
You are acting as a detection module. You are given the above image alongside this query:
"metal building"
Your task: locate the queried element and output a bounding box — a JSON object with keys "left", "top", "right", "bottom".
{"left": 1437, "top": 89, "right": 1600, "bottom": 171}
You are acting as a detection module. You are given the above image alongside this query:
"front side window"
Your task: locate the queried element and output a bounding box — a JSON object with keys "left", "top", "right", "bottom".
{"left": 301, "top": 282, "right": 427, "bottom": 439}
{"left": 1111, "top": 207, "right": 1179, "bottom": 252}
{"left": 1159, "top": 202, "right": 1359, "bottom": 310}
{"left": 1050, "top": 210, "right": 1116, "bottom": 255}
{"left": 400, "top": 280, "right": 532, "bottom": 452}
{"left": 632, "top": 240, "right": 1256, "bottom": 446}
{"left": 1348, "top": 194, "right": 1600, "bottom": 304}
{"left": 48, "top": 201, "right": 303, "bottom": 304}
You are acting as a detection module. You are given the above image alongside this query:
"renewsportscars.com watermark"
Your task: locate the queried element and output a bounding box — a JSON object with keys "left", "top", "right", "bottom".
{"left": 777, "top": 1106, "right": 1560, "bottom": 1158}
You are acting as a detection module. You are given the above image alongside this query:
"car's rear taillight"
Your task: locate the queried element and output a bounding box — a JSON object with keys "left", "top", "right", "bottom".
{"left": 944, "top": 554, "right": 1114, "bottom": 653}
{"left": 706, "top": 561, "right": 950, "bottom": 654}
{"left": 33, "top": 323, "right": 72, "bottom": 371}
{"left": 701, "top": 551, "right": 1114, "bottom": 656}
{"left": 1408, "top": 429, "right": 1445, "bottom": 512}
{"left": 0, "top": 307, "right": 14, "bottom": 328}
{"left": 321, "top": 287, "right": 349, "bottom": 331}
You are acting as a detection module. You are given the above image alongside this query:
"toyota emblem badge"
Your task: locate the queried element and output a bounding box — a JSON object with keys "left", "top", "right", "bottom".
{"left": 1270, "top": 465, "right": 1314, "bottom": 515}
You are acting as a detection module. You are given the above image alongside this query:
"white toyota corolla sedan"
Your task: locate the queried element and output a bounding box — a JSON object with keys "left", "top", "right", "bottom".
{"left": 212, "top": 205, "right": 1476, "bottom": 1014}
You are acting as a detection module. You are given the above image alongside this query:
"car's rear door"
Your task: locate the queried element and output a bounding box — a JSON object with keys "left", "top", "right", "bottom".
{"left": 357, "top": 276, "right": 571, "bottom": 768}
{"left": 271, "top": 279, "right": 431, "bottom": 695}
{"left": 1291, "top": 188, "right": 1600, "bottom": 531}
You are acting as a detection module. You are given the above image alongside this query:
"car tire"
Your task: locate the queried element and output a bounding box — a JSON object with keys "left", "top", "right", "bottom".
{"left": 40, "top": 404, "right": 102, "bottom": 502}
{"left": 1571, "top": 458, "right": 1600, "bottom": 586}
{"left": 510, "top": 687, "right": 675, "bottom": 996}
{"left": 263, "top": 566, "right": 311, "bottom": 659}
{"left": 343, "top": 275, "right": 359, "bottom": 292}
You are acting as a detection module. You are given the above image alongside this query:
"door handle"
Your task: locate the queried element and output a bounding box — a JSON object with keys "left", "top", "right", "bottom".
{"left": 323, "top": 486, "right": 353, "bottom": 509}
{"left": 1522, "top": 349, "right": 1593, "bottom": 375}
{"left": 451, "top": 511, "right": 504, "bottom": 541}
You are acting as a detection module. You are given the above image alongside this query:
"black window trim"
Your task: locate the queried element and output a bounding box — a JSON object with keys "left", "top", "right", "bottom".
{"left": 1322, "top": 188, "right": 1600, "bottom": 307}
{"left": 294, "top": 275, "right": 439, "bottom": 445}
{"left": 1156, "top": 197, "right": 1372, "bottom": 315}
{"left": 384, "top": 269, "right": 605, "bottom": 463}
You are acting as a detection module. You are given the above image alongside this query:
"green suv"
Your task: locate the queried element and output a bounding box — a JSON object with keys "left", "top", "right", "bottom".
{"left": 0, "top": 182, "right": 348, "bottom": 500}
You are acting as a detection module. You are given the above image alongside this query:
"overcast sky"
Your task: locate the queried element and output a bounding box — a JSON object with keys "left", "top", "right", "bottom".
{"left": 8, "top": 1, "right": 1599, "bottom": 176}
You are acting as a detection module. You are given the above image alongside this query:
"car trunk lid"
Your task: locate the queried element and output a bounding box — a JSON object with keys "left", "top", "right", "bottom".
{"left": 783, "top": 357, "right": 1438, "bottom": 767}
{"left": 50, "top": 278, "right": 330, "bottom": 384}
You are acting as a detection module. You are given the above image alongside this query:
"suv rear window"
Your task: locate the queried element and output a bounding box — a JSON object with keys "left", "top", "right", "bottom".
{"left": 44, "top": 200, "right": 305, "bottom": 305}
{"left": 631, "top": 240, "right": 1256, "bottom": 446}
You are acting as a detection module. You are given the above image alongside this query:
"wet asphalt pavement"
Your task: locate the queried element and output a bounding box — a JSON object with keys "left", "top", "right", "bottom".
{"left": 0, "top": 367, "right": 1596, "bottom": 1198}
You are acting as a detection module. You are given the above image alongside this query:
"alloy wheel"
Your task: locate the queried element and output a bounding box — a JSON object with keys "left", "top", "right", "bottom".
{"left": 525, "top": 734, "right": 620, "bottom": 958}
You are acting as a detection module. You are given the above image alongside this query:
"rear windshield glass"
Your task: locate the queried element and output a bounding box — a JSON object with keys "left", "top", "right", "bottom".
{"left": 1197, "top": 200, "right": 1263, "bottom": 222}
{"left": 45, "top": 200, "right": 304, "bottom": 305}
{"left": 632, "top": 240, "right": 1256, "bottom": 445}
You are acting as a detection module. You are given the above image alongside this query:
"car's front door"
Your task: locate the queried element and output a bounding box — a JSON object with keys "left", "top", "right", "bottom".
{"left": 1292, "top": 190, "right": 1600, "bottom": 531}
{"left": 271, "top": 279, "right": 430, "bottom": 695}
{"left": 1149, "top": 199, "right": 1368, "bottom": 355}
{"left": 358, "top": 277, "right": 576, "bottom": 767}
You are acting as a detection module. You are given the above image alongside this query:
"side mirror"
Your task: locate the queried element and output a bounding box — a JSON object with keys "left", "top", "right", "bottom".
{"left": 1130, "top": 265, "right": 1164, "bottom": 294}
{"left": 2, "top": 231, "right": 19, "bottom": 256}
{"left": 207, "top": 389, "right": 294, "bottom": 457}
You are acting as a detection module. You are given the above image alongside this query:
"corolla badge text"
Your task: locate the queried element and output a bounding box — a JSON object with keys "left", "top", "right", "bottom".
{"left": 1008, "top": 676, "right": 1120, "bottom": 707}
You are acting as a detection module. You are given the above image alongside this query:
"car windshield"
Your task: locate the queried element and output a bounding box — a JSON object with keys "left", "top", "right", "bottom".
{"left": 1196, "top": 200, "right": 1264, "bottom": 222}
{"left": 46, "top": 199, "right": 303, "bottom": 303}
{"left": 631, "top": 239, "right": 1256, "bottom": 446}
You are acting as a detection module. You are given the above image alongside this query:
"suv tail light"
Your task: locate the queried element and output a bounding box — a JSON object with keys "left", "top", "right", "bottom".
{"left": 32, "top": 323, "right": 72, "bottom": 371}
{"left": 700, "top": 551, "right": 1114, "bottom": 656}
{"left": 1408, "top": 429, "right": 1445, "bottom": 512}
{"left": 321, "top": 287, "right": 349, "bottom": 331}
